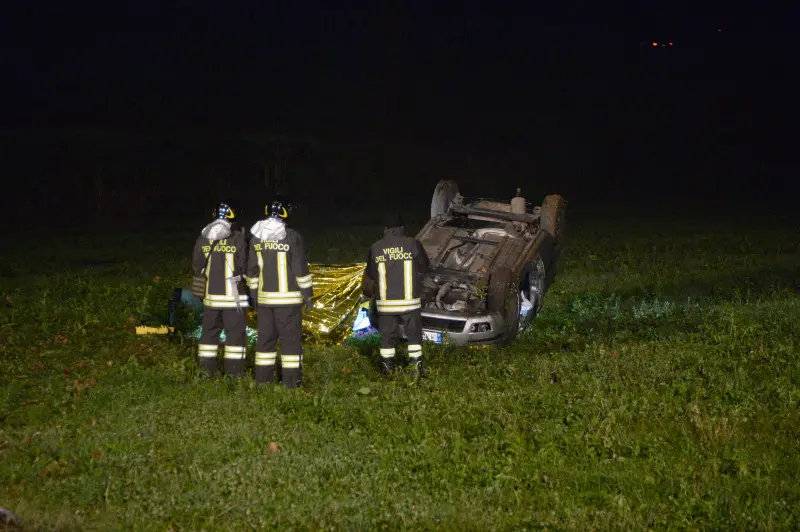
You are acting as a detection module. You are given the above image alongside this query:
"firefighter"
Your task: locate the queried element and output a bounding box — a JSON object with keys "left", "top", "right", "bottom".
{"left": 192, "top": 202, "right": 250, "bottom": 377}
{"left": 246, "top": 198, "right": 313, "bottom": 388}
{"left": 362, "top": 213, "right": 430, "bottom": 377}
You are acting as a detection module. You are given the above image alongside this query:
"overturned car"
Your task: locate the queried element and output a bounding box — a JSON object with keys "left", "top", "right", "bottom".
{"left": 406, "top": 181, "right": 566, "bottom": 346}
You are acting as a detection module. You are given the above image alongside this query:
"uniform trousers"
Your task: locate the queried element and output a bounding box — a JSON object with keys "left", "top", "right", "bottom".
{"left": 377, "top": 310, "right": 422, "bottom": 360}
{"left": 197, "top": 308, "right": 248, "bottom": 374}
{"left": 254, "top": 305, "right": 303, "bottom": 375}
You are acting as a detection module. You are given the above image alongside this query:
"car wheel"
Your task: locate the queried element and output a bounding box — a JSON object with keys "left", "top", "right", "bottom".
{"left": 519, "top": 255, "right": 546, "bottom": 332}
{"left": 431, "top": 180, "right": 460, "bottom": 218}
{"left": 540, "top": 194, "right": 566, "bottom": 239}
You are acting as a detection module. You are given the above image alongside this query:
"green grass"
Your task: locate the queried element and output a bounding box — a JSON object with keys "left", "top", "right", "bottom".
{"left": 2, "top": 214, "right": 799, "bottom": 530}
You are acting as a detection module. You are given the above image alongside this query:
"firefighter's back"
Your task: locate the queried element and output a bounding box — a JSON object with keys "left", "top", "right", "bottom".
{"left": 370, "top": 233, "right": 423, "bottom": 314}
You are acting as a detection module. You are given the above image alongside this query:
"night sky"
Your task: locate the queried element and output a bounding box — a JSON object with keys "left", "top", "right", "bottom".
{"left": 4, "top": 1, "right": 785, "bottom": 130}
{"left": 1, "top": 1, "right": 797, "bottom": 225}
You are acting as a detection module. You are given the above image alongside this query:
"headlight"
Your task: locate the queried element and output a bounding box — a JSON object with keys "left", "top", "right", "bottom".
{"left": 469, "top": 322, "right": 491, "bottom": 333}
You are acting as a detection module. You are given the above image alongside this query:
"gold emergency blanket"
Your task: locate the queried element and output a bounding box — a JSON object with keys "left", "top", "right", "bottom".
{"left": 302, "top": 263, "right": 368, "bottom": 344}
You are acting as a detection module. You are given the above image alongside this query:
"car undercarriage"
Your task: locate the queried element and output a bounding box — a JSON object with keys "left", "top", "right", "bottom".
{"left": 410, "top": 181, "right": 566, "bottom": 346}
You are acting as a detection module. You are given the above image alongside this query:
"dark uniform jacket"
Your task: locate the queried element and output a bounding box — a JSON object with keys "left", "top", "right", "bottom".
{"left": 192, "top": 221, "right": 250, "bottom": 310}
{"left": 364, "top": 227, "right": 430, "bottom": 314}
{"left": 246, "top": 220, "right": 312, "bottom": 306}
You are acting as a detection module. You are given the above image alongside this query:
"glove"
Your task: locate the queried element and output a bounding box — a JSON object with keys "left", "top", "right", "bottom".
{"left": 304, "top": 296, "right": 313, "bottom": 312}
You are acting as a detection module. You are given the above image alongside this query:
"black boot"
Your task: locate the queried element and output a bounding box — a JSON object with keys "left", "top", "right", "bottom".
{"left": 410, "top": 357, "right": 425, "bottom": 380}
{"left": 197, "top": 356, "right": 217, "bottom": 377}
{"left": 223, "top": 358, "right": 245, "bottom": 378}
{"left": 379, "top": 357, "right": 394, "bottom": 376}
{"left": 254, "top": 365, "right": 275, "bottom": 384}
{"left": 281, "top": 367, "right": 302, "bottom": 389}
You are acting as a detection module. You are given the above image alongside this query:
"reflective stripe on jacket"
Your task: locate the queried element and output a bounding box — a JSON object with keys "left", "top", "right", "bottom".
{"left": 246, "top": 228, "right": 313, "bottom": 307}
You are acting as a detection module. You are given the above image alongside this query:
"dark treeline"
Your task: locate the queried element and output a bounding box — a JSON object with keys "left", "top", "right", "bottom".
{"left": 3, "top": 69, "right": 796, "bottom": 232}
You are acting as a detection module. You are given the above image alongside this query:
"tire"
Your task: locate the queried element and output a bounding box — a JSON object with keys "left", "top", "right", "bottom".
{"left": 540, "top": 194, "right": 566, "bottom": 239}
{"left": 519, "top": 255, "right": 546, "bottom": 332}
{"left": 488, "top": 268, "right": 521, "bottom": 345}
{"left": 431, "top": 180, "right": 460, "bottom": 218}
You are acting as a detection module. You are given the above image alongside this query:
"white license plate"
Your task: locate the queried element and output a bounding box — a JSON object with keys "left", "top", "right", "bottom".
{"left": 422, "top": 330, "right": 442, "bottom": 343}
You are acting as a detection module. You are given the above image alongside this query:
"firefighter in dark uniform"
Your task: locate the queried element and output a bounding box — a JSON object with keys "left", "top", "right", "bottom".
{"left": 192, "top": 202, "right": 250, "bottom": 377}
{"left": 246, "top": 199, "right": 313, "bottom": 388}
{"left": 362, "top": 213, "right": 430, "bottom": 377}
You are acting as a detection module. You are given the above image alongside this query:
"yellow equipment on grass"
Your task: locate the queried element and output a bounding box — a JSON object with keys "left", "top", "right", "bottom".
{"left": 135, "top": 325, "right": 175, "bottom": 335}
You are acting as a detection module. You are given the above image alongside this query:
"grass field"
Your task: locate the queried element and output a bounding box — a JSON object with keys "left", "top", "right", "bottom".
{"left": 1, "top": 211, "right": 799, "bottom": 530}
